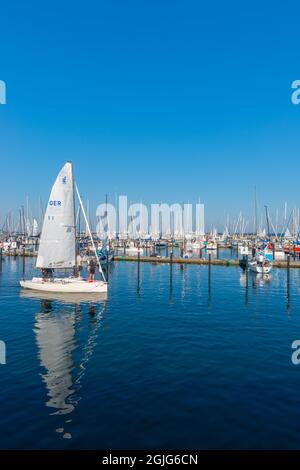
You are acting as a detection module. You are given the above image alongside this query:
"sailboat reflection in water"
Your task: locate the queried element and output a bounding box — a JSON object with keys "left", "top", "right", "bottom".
{"left": 22, "top": 291, "right": 107, "bottom": 439}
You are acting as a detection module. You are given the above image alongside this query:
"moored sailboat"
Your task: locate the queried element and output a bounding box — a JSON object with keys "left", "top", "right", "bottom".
{"left": 20, "top": 162, "right": 107, "bottom": 293}
{"left": 249, "top": 251, "right": 272, "bottom": 274}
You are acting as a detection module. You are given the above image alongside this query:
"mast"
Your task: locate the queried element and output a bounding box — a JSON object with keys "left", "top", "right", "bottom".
{"left": 70, "top": 161, "right": 77, "bottom": 267}
{"left": 115, "top": 192, "right": 119, "bottom": 239}
{"left": 275, "top": 208, "right": 278, "bottom": 237}
{"left": 265, "top": 205, "right": 270, "bottom": 239}
{"left": 254, "top": 186, "right": 258, "bottom": 236}
{"left": 38, "top": 195, "right": 45, "bottom": 228}
{"left": 19, "top": 209, "right": 22, "bottom": 235}
{"left": 78, "top": 204, "right": 81, "bottom": 236}
{"left": 26, "top": 195, "right": 29, "bottom": 236}
{"left": 85, "top": 199, "right": 91, "bottom": 236}
{"left": 22, "top": 205, "right": 26, "bottom": 238}
{"left": 105, "top": 193, "right": 108, "bottom": 241}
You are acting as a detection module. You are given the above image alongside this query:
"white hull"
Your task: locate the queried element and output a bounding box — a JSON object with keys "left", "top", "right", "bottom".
{"left": 206, "top": 244, "right": 217, "bottom": 250}
{"left": 249, "top": 262, "right": 272, "bottom": 274}
{"left": 20, "top": 277, "right": 108, "bottom": 293}
{"left": 186, "top": 243, "right": 203, "bottom": 251}
{"left": 126, "top": 248, "right": 143, "bottom": 255}
{"left": 20, "top": 290, "right": 107, "bottom": 303}
{"left": 20, "top": 289, "right": 107, "bottom": 303}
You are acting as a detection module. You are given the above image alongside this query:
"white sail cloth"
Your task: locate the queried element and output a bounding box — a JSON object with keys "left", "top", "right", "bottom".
{"left": 36, "top": 162, "right": 76, "bottom": 269}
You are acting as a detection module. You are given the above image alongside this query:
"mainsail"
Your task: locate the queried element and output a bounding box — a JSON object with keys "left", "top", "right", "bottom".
{"left": 36, "top": 162, "right": 76, "bottom": 269}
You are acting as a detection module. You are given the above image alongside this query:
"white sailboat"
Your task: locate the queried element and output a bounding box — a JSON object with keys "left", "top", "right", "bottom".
{"left": 249, "top": 252, "right": 272, "bottom": 274}
{"left": 249, "top": 261, "right": 272, "bottom": 274}
{"left": 125, "top": 241, "right": 143, "bottom": 255}
{"left": 20, "top": 162, "right": 108, "bottom": 293}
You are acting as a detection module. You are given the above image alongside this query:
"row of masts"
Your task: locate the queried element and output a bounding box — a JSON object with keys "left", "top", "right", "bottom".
{"left": 1, "top": 195, "right": 93, "bottom": 238}
{"left": 2, "top": 194, "right": 300, "bottom": 241}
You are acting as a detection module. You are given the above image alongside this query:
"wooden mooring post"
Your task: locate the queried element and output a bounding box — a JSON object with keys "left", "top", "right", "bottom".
{"left": 208, "top": 253, "right": 212, "bottom": 297}
{"left": 22, "top": 247, "right": 25, "bottom": 279}
{"left": 287, "top": 254, "right": 291, "bottom": 310}
{"left": 137, "top": 248, "right": 141, "bottom": 293}
{"left": 169, "top": 250, "right": 173, "bottom": 295}
{"left": 245, "top": 255, "right": 249, "bottom": 305}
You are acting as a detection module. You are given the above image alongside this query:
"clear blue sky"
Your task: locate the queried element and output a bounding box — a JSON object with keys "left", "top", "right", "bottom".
{"left": 0, "top": 0, "right": 299, "bottom": 230}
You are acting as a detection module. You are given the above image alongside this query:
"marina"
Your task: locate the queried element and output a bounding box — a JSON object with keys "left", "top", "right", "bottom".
{"left": 2, "top": 236, "right": 300, "bottom": 266}
{"left": 1, "top": 254, "right": 300, "bottom": 449}
{"left": 2, "top": 0, "right": 300, "bottom": 459}
{"left": 2, "top": 190, "right": 300, "bottom": 450}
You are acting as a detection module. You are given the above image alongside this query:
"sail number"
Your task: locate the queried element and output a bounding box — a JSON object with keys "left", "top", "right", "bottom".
{"left": 49, "top": 200, "right": 62, "bottom": 206}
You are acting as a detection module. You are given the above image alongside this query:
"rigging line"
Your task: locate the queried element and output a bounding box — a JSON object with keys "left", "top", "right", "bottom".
{"left": 75, "top": 183, "right": 106, "bottom": 283}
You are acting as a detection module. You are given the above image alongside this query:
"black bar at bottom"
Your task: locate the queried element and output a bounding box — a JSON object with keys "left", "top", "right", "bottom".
{"left": 0, "top": 450, "right": 300, "bottom": 464}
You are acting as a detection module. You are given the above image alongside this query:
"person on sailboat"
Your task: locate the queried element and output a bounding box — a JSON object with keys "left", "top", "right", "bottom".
{"left": 41, "top": 268, "right": 54, "bottom": 282}
{"left": 88, "top": 257, "right": 96, "bottom": 281}
{"left": 75, "top": 253, "right": 83, "bottom": 278}
{"left": 258, "top": 253, "right": 264, "bottom": 267}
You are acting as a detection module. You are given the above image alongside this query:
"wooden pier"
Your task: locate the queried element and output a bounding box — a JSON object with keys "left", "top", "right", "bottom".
{"left": 114, "top": 255, "right": 300, "bottom": 269}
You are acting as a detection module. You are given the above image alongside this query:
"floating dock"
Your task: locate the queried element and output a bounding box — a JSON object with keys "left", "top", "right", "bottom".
{"left": 114, "top": 255, "right": 300, "bottom": 269}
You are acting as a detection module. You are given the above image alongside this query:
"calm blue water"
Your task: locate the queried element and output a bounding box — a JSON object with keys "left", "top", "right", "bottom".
{"left": 0, "top": 255, "right": 300, "bottom": 450}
